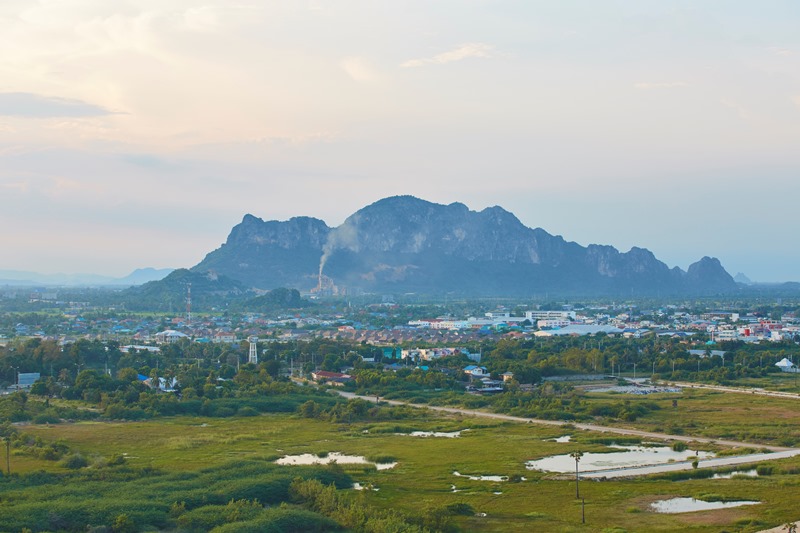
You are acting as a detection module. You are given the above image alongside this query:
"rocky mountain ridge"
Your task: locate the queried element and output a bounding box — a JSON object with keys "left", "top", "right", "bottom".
{"left": 192, "top": 196, "right": 737, "bottom": 297}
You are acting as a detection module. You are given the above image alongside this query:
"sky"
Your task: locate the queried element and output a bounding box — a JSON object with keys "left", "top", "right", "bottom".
{"left": 1, "top": 1, "right": 799, "bottom": 282}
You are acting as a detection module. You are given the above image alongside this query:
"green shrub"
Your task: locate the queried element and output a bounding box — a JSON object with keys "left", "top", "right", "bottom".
{"left": 61, "top": 453, "right": 89, "bottom": 469}
{"left": 756, "top": 465, "right": 775, "bottom": 476}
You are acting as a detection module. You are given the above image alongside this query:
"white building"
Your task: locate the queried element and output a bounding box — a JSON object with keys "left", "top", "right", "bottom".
{"left": 526, "top": 310, "right": 577, "bottom": 322}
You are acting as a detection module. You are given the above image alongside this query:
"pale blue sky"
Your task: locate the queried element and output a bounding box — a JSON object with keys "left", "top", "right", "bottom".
{"left": 0, "top": 1, "right": 798, "bottom": 281}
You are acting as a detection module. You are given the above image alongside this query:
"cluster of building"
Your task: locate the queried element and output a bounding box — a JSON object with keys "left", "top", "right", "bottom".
{"left": 404, "top": 307, "right": 800, "bottom": 344}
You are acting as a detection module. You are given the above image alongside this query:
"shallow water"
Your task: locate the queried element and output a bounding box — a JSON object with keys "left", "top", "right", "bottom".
{"left": 711, "top": 469, "right": 758, "bottom": 479}
{"left": 453, "top": 471, "right": 508, "bottom": 482}
{"left": 526, "top": 445, "right": 714, "bottom": 473}
{"left": 276, "top": 452, "right": 397, "bottom": 470}
{"left": 408, "top": 430, "right": 465, "bottom": 438}
{"left": 650, "top": 497, "right": 759, "bottom": 513}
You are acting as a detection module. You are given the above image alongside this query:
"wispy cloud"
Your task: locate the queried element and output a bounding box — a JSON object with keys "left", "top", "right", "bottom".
{"left": 766, "top": 46, "right": 792, "bottom": 56}
{"left": 401, "top": 43, "right": 493, "bottom": 68}
{"left": 634, "top": 82, "right": 689, "bottom": 90}
{"left": 341, "top": 57, "right": 378, "bottom": 83}
{"left": 720, "top": 98, "right": 753, "bottom": 121}
{"left": 0, "top": 93, "right": 114, "bottom": 118}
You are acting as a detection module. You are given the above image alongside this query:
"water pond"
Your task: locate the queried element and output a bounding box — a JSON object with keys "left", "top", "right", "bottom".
{"left": 526, "top": 445, "right": 714, "bottom": 473}
{"left": 712, "top": 469, "right": 758, "bottom": 479}
{"left": 408, "top": 430, "right": 466, "bottom": 438}
{"left": 276, "top": 452, "right": 397, "bottom": 470}
{"left": 651, "top": 497, "right": 759, "bottom": 513}
{"left": 353, "top": 483, "right": 379, "bottom": 491}
{"left": 453, "top": 471, "right": 508, "bottom": 482}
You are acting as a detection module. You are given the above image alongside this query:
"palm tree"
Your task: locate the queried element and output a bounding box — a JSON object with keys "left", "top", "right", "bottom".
{"left": 570, "top": 451, "right": 584, "bottom": 498}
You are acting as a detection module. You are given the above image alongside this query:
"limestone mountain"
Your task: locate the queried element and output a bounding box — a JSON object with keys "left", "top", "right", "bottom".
{"left": 192, "top": 196, "right": 737, "bottom": 297}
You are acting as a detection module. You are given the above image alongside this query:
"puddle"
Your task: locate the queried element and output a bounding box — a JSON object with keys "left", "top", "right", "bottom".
{"left": 276, "top": 452, "right": 397, "bottom": 470}
{"left": 547, "top": 435, "right": 572, "bottom": 443}
{"left": 526, "top": 445, "right": 714, "bottom": 473}
{"left": 453, "top": 471, "right": 508, "bottom": 482}
{"left": 712, "top": 469, "right": 758, "bottom": 479}
{"left": 353, "top": 483, "right": 379, "bottom": 491}
{"left": 651, "top": 497, "right": 759, "bottom": 513}
{"left": 409, "top": 430, "right": 466, "bottom": 438}
{"left": 451, "top": 484, "right": 461, "bottom": 493}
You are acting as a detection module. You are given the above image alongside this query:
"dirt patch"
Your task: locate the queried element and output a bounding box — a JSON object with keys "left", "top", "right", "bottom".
{"left": 674, "top": 507, "right": 756, "bottom": 526}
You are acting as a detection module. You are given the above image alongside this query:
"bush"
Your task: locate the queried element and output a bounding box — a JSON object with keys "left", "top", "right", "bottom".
{"left": 61, "top": 453, "right": 89, "bottom": 469}
{"left": 445, "top": 502, "right": 474, "bottom": 516}
{"left": 756, "top": 465, "right": 775, "bottom": 476}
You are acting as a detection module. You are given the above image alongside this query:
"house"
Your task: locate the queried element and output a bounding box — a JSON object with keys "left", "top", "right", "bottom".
{"left": 212, "top": 331, "right": 236, "bottom": 344}
{"left": 775, "top": 358, "right": 798, "bottom": 373}
{"left": 501, "top": 372, "right": 515, "bottom": 382}
{"left": 154, "top": 330, "right": 189, "bottom": 344}
{"left": 311, "top": 370, "right": 353, "bottom": 384}
{"left": 463, "top": 365, "right": 488, "bottom": 377}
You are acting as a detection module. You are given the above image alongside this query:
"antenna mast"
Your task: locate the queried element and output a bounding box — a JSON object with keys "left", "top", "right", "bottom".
{"left": 186, "top": 283, "right": 192, "bottom": 325}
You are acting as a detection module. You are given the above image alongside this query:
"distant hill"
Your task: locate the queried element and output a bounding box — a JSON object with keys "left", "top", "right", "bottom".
{"left": 113, "top": 268, "right": 174, "bottom": 285}
{"left": 0, "top": 268, "right": 173, "bottom": 287}
{"left": 121, "top": 269, "right": 246, "bottom": 311}
{"left": 236, "top": 287, "right": 313, "bottom": 312}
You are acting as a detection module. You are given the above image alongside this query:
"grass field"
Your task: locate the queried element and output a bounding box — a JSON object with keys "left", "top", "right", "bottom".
{"left": 15, "top": 404, "right": 800, "bottom": 532}
{"left": 581, "top": 387, "right": 800, "bottom": 447}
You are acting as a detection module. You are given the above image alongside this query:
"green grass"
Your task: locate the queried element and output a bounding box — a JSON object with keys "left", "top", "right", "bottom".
{"left": 582, "top": 387, "right": 800, "bottom": 446}
{"left": 13, "top": 409, "right": 800, "bottom": 532}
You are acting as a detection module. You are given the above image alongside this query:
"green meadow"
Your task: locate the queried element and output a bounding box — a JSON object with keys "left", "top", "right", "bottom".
{"left": 9, "top": 404, "right": 800, "bottom": 532}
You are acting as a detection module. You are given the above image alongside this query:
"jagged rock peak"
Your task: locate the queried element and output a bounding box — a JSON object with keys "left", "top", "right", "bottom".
{"left": 192, "top": 196, "right": 737, "bottom": 296}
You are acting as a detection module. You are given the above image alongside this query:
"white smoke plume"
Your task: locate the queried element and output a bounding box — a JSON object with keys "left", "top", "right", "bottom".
{"left": 319, "top": 215, "right": 361, "bottom": 278}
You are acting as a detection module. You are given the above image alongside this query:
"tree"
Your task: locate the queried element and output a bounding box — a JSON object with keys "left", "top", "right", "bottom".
{"left": 0, "top": 422, "right": 17, "bottom": 476}
{"left": 570, "top": 451, "right": 584, "bottom": 498}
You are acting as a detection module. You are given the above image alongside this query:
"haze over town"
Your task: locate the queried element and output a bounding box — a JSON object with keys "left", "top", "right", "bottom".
{"left": 1, "top": 1, "right": 799, "bottom": 281}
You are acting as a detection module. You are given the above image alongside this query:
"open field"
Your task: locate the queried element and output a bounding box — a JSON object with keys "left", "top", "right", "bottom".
{"left": 14, "top": 407, "right": 800, "bottom": 532}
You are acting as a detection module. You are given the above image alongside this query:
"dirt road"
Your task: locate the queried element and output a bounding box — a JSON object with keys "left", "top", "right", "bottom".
{"left": 336, "top": 391, "right": 800, "bottom": 477}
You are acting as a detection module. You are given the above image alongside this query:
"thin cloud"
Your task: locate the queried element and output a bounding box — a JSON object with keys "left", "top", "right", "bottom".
{"left": 634, "top": 82, "right": 689, "bottom": 90}
{"left": 341, "top": 57, "right": 378, "bottom": 83}
{"left": 766, "top": 46, "right": 792, "bottom": 56}
{"left": 0, "top": 93, "right": 114, "bottom": 118}
{"left": 401, "top": 43, "right": 493, "bottom": 68}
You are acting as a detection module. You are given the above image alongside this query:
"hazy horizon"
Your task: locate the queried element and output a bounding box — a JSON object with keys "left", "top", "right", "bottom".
{"left": 2, "top": 2, "right": 799, "bottom": 282}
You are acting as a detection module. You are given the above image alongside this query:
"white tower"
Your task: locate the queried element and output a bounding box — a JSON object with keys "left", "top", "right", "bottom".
{"left": 248, "top": 336, "right": 258, "bottom": 365}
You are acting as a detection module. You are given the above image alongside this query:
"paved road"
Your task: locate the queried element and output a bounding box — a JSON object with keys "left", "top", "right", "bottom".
{"left": 336, "top": 391, "right": 800, "bottom": 477}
